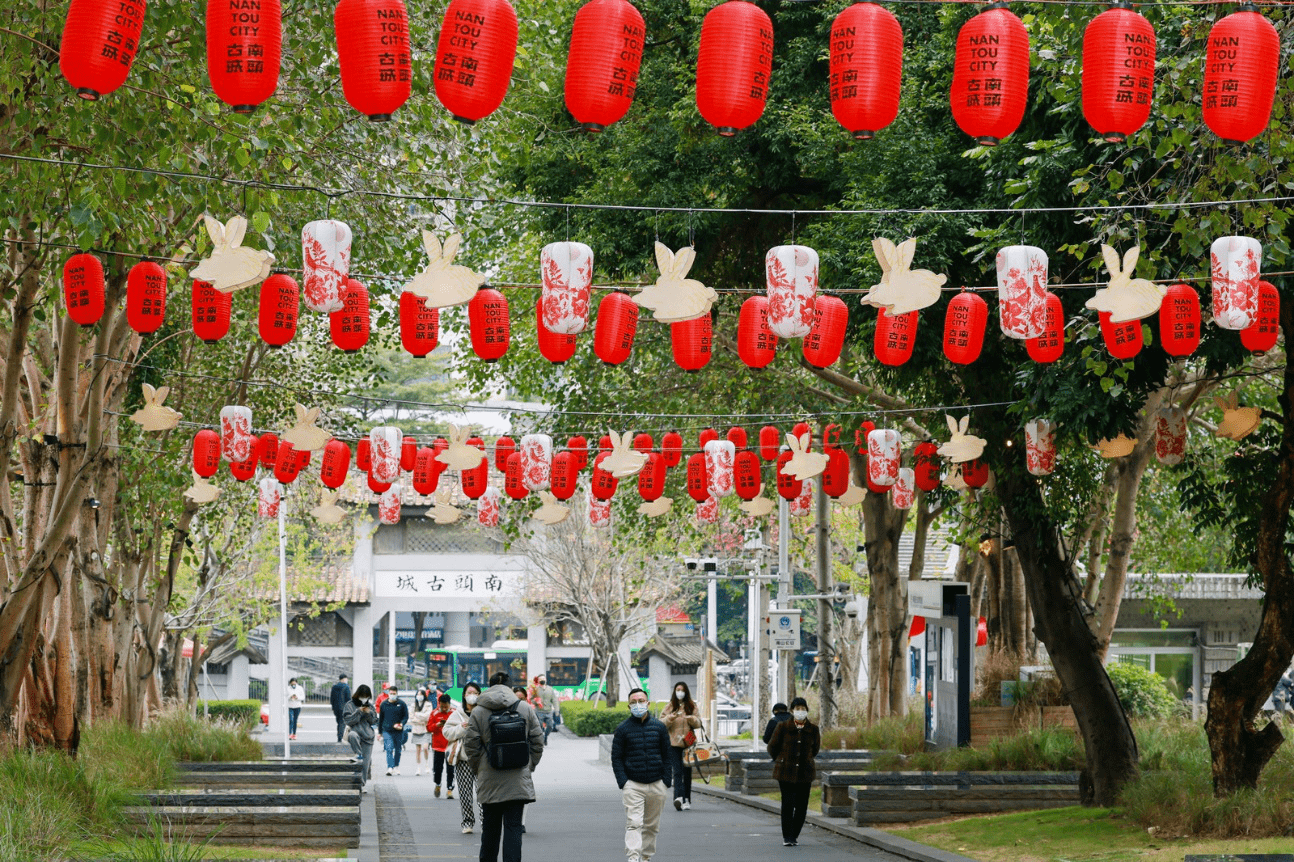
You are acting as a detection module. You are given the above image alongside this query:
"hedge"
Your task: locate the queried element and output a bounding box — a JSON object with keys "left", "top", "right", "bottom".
{"left": 1107, "top": 662, "right": 1181, "bottom": 718}
{"left": 560, "top": 700, "right": 631, "bottom": 736}
{"left": 197, "top": 699, "right": 262, "bottom": 727}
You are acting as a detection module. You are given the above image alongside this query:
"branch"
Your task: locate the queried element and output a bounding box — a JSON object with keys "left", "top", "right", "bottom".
{"left": 798, "top": 360, "right": 932, "bottom": 438}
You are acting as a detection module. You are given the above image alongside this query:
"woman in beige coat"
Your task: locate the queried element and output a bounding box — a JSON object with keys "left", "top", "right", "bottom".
{"left": 442, "top": 682, "right": 481, "bottom": 834}
{"left": 659, "top": 681, "right": 703, "bottom": 811}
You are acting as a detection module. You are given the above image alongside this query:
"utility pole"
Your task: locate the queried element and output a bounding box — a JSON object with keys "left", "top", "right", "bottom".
{"left": 815, "top": 478, "right": 836, "bottom": 730}
{"left": 776, "top": 495, "right": 791, "bottom": 706}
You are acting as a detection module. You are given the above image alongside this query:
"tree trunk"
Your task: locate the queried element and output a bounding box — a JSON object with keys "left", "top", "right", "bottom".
{"left": 1091, "top": 439, "right": 1154, "bottom": 659}
{"left": 862, "top": 482, "right": 907, "bottom": 721}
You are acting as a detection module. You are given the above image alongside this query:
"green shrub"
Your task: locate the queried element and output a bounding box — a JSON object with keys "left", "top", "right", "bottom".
{"left": 1107, "top": 662, "right": 1180, "bottom": 718}
{"left": 195, "top": 698, "right": 261, "bottom": 728}
{"left": 0, "top": 746, "right": 132, "bottom": 861}
{"left": 150, "top": 710, "right": 262, "bottom": 763}
{"left": 858, "top": 709, "right": 925, "bottom": 755}
{"left": 559, "top": 700, "right": 630, "bottom": 736}
{"left": 870, "top": 725, "right": 1084, "bottom": 772}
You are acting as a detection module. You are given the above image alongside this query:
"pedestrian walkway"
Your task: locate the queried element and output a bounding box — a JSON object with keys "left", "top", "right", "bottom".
{"left": 350, "top": 732, "right": 919, "bottom": 861}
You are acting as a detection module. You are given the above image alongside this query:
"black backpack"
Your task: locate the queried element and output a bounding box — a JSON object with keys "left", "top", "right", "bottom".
{"left": 487, "top": 702, "right": 531, "bottom": 770}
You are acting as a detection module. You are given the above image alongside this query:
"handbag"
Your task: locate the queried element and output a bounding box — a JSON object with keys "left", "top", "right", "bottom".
{"left": 682, "top": 724, "right": 725, "bottom": 784}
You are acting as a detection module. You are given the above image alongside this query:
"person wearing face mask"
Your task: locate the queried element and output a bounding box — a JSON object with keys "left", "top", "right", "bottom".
{"left": 378, "top": 686, "right": 409, "bottom": 776}
{"left": 442, "top": 682, "right": 482, "bottom": 834}
{"left": 659, "top": 681, "right": 703, "bottom": 811}
{"left": 528, "top": 675, "right": 557, "bottom": 744}
{"left": 610, "top": 688, "right": 672, "bottom": 862}
{"left": 286, "top": 678, "right": 306, "bottom": 739}
{"left": 766, "top": 697, "right": 820, "bottom": 847}
{"left": 342, "top": 684, "right": 379, "bottom": 793}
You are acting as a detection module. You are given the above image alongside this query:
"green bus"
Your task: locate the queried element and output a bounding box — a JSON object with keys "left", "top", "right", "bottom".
{"left": 423, "top": 645, "right": 646, "bottom": 703}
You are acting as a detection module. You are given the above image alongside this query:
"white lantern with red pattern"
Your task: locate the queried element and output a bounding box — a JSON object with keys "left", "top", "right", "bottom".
{"left": 866, "top": 428, "right": 901, "bottom": 488}
{"left": 790, "top": 477, "right": 814, "bottom": 517}
{"left": 540, "top": 241, "right": 594, "bottom": 334}
{"left": 220, "top": 405, "right": 254, "bottom": 463}
{"left": 891, "top": 468, "right": 915, "bottom": 510}
{"left": 478, "top": 485, "right": 502, "bottom": 527}
{"left": 704, "top": 439, "right": 736, "bottom": 499}
{"left": 520, "top": 433, "right": 553, "bottom": 491}
{"left": 996, "top": 245, "right": 1049, "bottom": 339}
{"left": 379, "top": 485, "right": 402, "bottom": 524}
{"left": 369, "top": 426, "right": 402, "bottom": 483}
{"left": 694, "top": 495, "right": 720, "bottom": 525}
{"left": 1025, "top": 419, "right": 1056, "bottom": 477}
{"left": 1210, "top": 236, "right": 1262, "bottom": 330}
{"left": 258, "top": 477, "right": 281, "bottom": 518}
{"left": 1155, "top": 407, "right": 1187, "bottom": 466}
{"left": 765, "top": 245, "right": 819, "bottom": 339}
{"left": 589, "top": 494, "right": 612, "bottom": 528}
{"left": 301, "top": 220, "right": 352, "bottom": 313}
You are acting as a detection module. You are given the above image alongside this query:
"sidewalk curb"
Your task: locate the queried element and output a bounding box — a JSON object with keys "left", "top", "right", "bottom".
{"left": 690, "top": 783, "right": 978, "bottom": 862}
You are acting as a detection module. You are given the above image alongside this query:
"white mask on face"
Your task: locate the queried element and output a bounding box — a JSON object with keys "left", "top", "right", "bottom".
{"left": 629, "top": 702, "right": 649, "bottom": 718}
{"left": 675, "top": 689, "right": 686, "bottom": 698}
{"left": 465, "top": 693, "right": 479, "bottom": 705}
{"left": 792, "top": 709, "right": 808, "bottom": 722}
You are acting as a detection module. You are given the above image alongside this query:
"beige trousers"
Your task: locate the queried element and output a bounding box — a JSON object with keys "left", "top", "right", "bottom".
{"left": 622, "top": 779, "right": 667, "bottom": 861}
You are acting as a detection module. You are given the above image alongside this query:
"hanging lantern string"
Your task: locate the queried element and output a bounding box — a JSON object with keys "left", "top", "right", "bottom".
{"left": 4, "top": 152, "right": 1294, "bottom": 219}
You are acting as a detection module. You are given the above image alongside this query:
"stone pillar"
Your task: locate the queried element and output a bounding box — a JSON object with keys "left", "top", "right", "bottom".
{"left": 353, "top": 605, "right": 375, "bottom": 693}
{"left": 527, "top": 624, "right": 547, "bottom": 687}
{"left": 445, "top": 611, "right": 471, "bottom": 648}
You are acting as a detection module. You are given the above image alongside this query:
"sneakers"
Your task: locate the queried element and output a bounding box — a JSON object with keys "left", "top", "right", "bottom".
{"left": 385, "top": 769, "right": 393, "bottom": 776}
{"left": 361, "top": 786, "right": 369, "bottom": 794}
{"left": 415, "top": 768, "right": 421, "bottom": 776}
{"left": 673, "top": 798, "right": 682, "bottom": 811}
{"left": 462, "top": 826, "right": 474, "bottom": 834}
{"left": 434, "top": 785, "right": 441, "bottom": 798}
{"left": 446, "top": 789, "right": 454, "bottom": 799}
{"left": 393, "top": 768, "right": 401, "bottom": 775}
{"left": 681, "top": 801, "right": 691, "bottom": 810}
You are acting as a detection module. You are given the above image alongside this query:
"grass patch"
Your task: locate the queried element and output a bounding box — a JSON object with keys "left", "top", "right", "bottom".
{"left": 870, "top": 725, "right": 1084, "bottom": 772}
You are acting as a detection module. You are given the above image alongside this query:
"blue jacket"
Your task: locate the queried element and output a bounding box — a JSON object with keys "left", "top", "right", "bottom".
{"left": 378, "top": 697, "right": 409, "bottom": 734}
{"left": 611, "top": 713, "right": 672, "bottom": 789}
{"left": 330, "top": 681, "right": 351, "bottom": 714}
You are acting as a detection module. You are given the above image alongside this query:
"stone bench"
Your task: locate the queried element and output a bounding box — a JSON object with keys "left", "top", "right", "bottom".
{"left": 844, "top": 771, "right": 1080, "bottom": 825}
{"left": 175, "top": 761, "right": 362, "bottom": 790}
{"left": 140, "top": 787, "right": 359, "bottom": 808}
{"left": 122, "top": 805, "right": 360, "bottom": 847}
{"left": 726, "top": 749, "right": 878, "bottom": 796}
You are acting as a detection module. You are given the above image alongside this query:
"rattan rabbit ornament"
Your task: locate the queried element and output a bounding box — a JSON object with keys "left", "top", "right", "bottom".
{"left": 428, "top": 488, "right": 462, "bottom": 524}
{"left": 936, "top": 415, "right": 987, "bottom": 463}
{"left": 130, "top": 384, "right": 183, "bottom": 431}
{"left": 533, "top": 491, "right": 572, "bottom": 525}
{"left": 1215, "top": 393, "right": 1262, "bottom": 441}
{"left": 1085, "top": 245, "right": 1165, "bottom": 323}
{"left": 406, "top": 232, "right": 486, "bottom": 308}
{"left": 943, "top": 468, "right": 969, "bottom": 492}
{"left": 835, "top": 476, "right": 866, "bottom": 507}
{"left": 436, "top": 425, "right": 486, "bottom": 471}
{"left": 639, "top": 496, "right": 674, "bottom": 518}
{"left": 863, "top": 237, "right": 947, "bottom": 315}
{"left": 784, "top": 432, "right": 830, "bottom": 480}
{"left": 190, "top": 215, "right": 275, "bottom": 293}
{"left": 738, "top": 492, "right": 775, "bottom": 517}
{"left": 601, "top": 430, "right": 648, "bottom": 478}
{"left": 1094, "top": 434, "right": 1137, "bottom": 459}
{"left": 281, "top": 404, "right": 331, "bottom": 451}
{"left": 311, "top": 490, "right": 346, "bottom": 525}
{"left": 183, "top": 471, "right": 221, "bottom": 505}
{"left": 633, "top": 243, "right": 718, "bottom": 323}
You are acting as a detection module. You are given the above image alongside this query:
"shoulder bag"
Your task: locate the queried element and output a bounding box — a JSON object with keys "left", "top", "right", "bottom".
{"left": 682, "top": 722, "right": 726, "bottom": 783}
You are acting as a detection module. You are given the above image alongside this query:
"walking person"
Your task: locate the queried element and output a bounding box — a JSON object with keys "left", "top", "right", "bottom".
{"left": 611, "top": 688, "right": 672, "bottom": 862}
{"left": 660, "top": 681, "right": 703, "bottom": 811}
{"left": 463, "top": 672, "right": 544, "bottom": 862}
{"left": 378, "top": 685, "right": 409, "bottom": 776}
{"left": 529, "top": 675, "right": 558, "bottom": 744}
{"left": 287, "top": 677, "right": 306, "bottom": 739}
{"left": 429, "top": 693, "right": 456, "bottom": 797}
{"left": 343, "top": 684, "right": 379, "bottom": 794}
{"left": 762, "top": 702, "right": 791, "bottom": 744}
{"left": 329, "top": 674, "right": 351, "bottom": 743}
{"left": 410, "top": 689, "right": 434, "bottom": 775}
{"left": 444, "top": 682, "right": 482, "bottom": 834}
{"left": 766, "top": 697, "right": 820, "bottom": 847}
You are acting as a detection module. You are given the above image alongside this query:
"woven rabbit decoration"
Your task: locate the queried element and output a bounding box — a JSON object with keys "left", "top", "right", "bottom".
{"left": 1215, "top": 393, "right": 1262, "bottom": 441}
{"left": 863, "top": 237, "right": 947, "bottom": 315}
{"left": 784, "top": 432, "right": 830, "bottom": 480}
{"left": 183, "top": 471, "right": 221, "bottom": 505}
{"left": 1094, "top": 434, "right": 1136, "bottom": 459}
{"left": 311, "top": 490, "right": 346, "bottom": 525}
{"left": 738, "top": 492, "right": 774, "bottom": 517}
{"left": 1085, "top": 245, "right": 1165, "bottom": 323}
{"left": 281, "top": 404, "right": 331, "bottom": 451}
{"left": 633, "top": 243, "right": 718, "bottom": 323}
{"left": 130, "top": 384, "right": 183, "bottom": 431}
{"left": 428, "top": 488, "right": 462, "bottom": 524}
{"left": 190, "top": 215, "right": 275, "bottom": 293}
{"left": 835, "top": 476, "right": 866, "bottom": 507}
{"left": 436, "top": 425, "right": 486, "bottom": 471}
{"left": 601, "top": 430, "right": 648, "bottom": 478}
{"left": 533, "top": 490, "right": 571, "bottom": 525}
{"left": 639, "top": 496, "right": 674, "bottom": 518}
{"left": 936, "top": 415, "right": 987, "bottom": 463}
{"left": 407, "top": 232, "right": 485, "bottom": 308}
{"left": 943, "top": 468, "right": 969, "bottom": 492}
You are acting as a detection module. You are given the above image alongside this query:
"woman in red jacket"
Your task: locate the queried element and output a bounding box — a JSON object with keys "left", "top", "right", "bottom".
{"left": 428, "top": 693, "right": 455, "bottom": 798}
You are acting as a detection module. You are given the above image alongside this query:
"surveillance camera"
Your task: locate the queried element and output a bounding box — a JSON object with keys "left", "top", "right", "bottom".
{"left": 685, "top": 558, "right": 699, "bottom": 571}
{"left": 844, "top": 600, "right": 861, "bottom": 620}
{"left": 703, "top": 558, "right": 718, "bottom": 572}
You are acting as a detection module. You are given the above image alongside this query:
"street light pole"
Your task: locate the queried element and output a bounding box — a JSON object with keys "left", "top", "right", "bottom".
{"left": 815, "top": 478, "right": 835, "bottom": 730}
{"left": 278, "top": 489, "right": 290, "bottom": 760}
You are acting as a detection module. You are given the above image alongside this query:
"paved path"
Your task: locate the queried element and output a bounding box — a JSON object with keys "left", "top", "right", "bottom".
{"left": 354, "top": 732, "right": 911, "bottom": 862}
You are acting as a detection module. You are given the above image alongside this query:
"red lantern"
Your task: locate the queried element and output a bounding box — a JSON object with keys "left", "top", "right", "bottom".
{"left": 875, "top": 309, "right": 918, "bottom": 365}
{"left": 64, "top": 254, "right": 105, "bottom": 327}
{"left": 504, "top": 452, "right": 528, "bottom": 500}
{"left": 727, "top": 427, "right": 747, "bottom": 450}
{"left": 828, "top": 2, "right": 903, "bottom": 140}
{"left": 695, "top": 0, "right": 773, "bottom": 136}
{"left": 759, "top": 425, "right": 780, "bottom": 461}
{"left": 412, "top": 447, "right": 440, "bottom": 496}
{"left": 942, "top": 292, "right": 987, "bottom": 365}
{"left": 686, "top": 453, "right": 709, "bottom": 503}
{"left": 126, "top": 261, "right": 166, "bottom": 334}
{"left": 910, "top": 616, "right": 926, "bottom": 638}
{"left": 193, "top": 430, "right": 221, "bottom": 478}
{"left": 594, "top": 292, "right": 638, "bottom": 365}
{"left": 822, "top": 447, "right": 850, "bottom": 498}
{"left": 494, "top": 437, "right": 516, "bottom": 473}
{"left": 1240, "top": 281, "right": 1280, "bottom": 353}
{"left": 461, "top": 458, "right": 489, "bottom": 498}
{"left": 258, "top": 275, "right": 299, "bottom": 348}
{"left": 776, "top": 450, "right": 803, "bottom": 500}
{"left": 792, "top": 421, "right": 811, "bottom": 447}
{"left": 551, "top": 451, "right": 577, "bottom": 500}
{"left": 321, "top": 440, "right": 352, "bottom": 489}
{"left": 698, "top": 429, "right": 719, "bottom": 449}
{"left": 567, "top": 435, "right": 589, "bottom": 471}
{"left": 1100, "top": 310, "right": 1142, "bottom": 360}
{"left": 275, "top": 440, "right": 303, "bottom": 484}
{"left": 962, "top": 459, "right": 989, "bottom": 489}
{"left": 977, "top": 616, "right": 988, "bottom": 647}
{"left": 366, "top": 472, "right": 391, "bottom": 494}
{"left": 1202, "top": 10, "right": 1279, "bottom": 144}
{"left": 469, "top": 287, "right": 510, "bottom": 361}
{"left": 591, "top": 452, "right": 619, "bottom": 500}
{"left": 1026, "top": 292, "right": 1065, "bottom": 363}
{"left": 823, "top": 424, "right": 842, "bottom": 451}
{"left": 331, "top": 279, "right": 370, "bottom": 353}
{"left": 335, "top": 0, "right": 411, "bottom": 121}
{"left": 661, "top": 431, "right": 683, "bottom": 468}
{"left": 638, "top": 452, "right": 666, "bottom": 501}
{"left": 1159, "top": 284, "right": 1200, "bottom": 357}
{"left": 802, "top": 295, "right": 848, "bottom": 369}
{"left": 1082, "top": 7, "right": 1155, "bottom": 143}
{"left": 192, "top": 280, "right": 232, "bottom": 344}
{"left": 734, "top": 450, "right": 761, "bottom": 500}
{"left": 400, "top": 436, "right": 418, "bottom": 472}
{"left": 434, "top": 0, "right": 518, "bottom": 123}
{"left": 256, "top": 433, "right": 280, "bottom": 469}
{"left": 207, "top": 0, "right": 282, "bottom": 113}
{"left": 400, "top": 292, "right": 440, "bottom": 358}
{"left": 671, "top": 314, "right": 712, "bottom": 372}
{"left": 737, "top": 296, "right": 778, "bottom": 369}
{"left": 565, "top": 0, "right": 645, "bottom": 131}
{"left": 950, "top": 7, "right": 1030, "bottom": 146}
{"left": 633, "top": 433, "right": 654, "bottom": 454}
{"left": 59, "top": 0, "right": 146, "bottom": 100}
{"left": 599, "top": 435, "right": 614, "bottom": 455}
{"left": 357, "top": 438, "right": 372, "bottom": 472}
{"left": 536, "top": 299, "right": 578, "bottom": 364}
{"left": 913, "top": 441, "right": 940, "bottom": 492}
{"left": 230, "top": 454, "right": 257, "bottom": 482}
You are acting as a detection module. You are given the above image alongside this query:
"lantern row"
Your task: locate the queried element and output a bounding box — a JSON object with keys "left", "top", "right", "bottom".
{"left": 64, "top": 233, "right": 1281, "bottom": 367}
{"left": 58, "top": 0, "right": 1279, "bottom": 146}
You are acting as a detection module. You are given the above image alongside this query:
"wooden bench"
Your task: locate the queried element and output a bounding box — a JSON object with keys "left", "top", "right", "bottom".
{"left": 843, "top": 771, "right": 1080, "bottom": 825}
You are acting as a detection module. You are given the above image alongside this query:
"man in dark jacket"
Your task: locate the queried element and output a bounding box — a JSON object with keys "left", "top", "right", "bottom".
{"left": 378, "top": 686, "right": 409, "bottom": 775}
{"left": 761, "top": 702, "right": 791, "bottom": 746}
{"left": 330, "top": 674, "right": 351, "bottom": 743}
{"left": 610, "top": 688, "right": 672, "bottom": 862}
{"left": 463, "top": 671, "right": 545, "bottom": 862}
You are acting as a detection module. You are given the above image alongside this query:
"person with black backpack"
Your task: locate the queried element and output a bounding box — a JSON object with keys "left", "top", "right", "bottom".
{"left": 462, "top": 671, "right": 544, "bottom": 862}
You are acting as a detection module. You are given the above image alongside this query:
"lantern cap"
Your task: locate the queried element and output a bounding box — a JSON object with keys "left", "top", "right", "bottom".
{"left": 717, "top": 127, "right": 738, "bottom": 137}
{"left": 976, "top": 135, "right": 1000, "bottom": 147}
{"left": 852, "top": 130, "right": 877, "bottom": 141}
{"left": 1100, "top": 131, "right": 1127, "bottom": 144}
{"left": 76, "top": 88, "right": 100, "bottom": 101}
{"left": 452, "top": 115, "right": 478, "bottom": 126}
{"left": 1105, "top": 0, "right": 1132, "bottom": 7}
{"left": 232, "top": 104, "right": 256, "bottom": 114}
{"left": 368, "top": 113, "right": 393, "bottom": 122}
{"left": 581, "top": 122, "right": 606, "bottom": 133}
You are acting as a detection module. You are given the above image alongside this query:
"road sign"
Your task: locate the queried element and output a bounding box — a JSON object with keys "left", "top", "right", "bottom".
{"left": 765, "top": 609, "right": 801, "bottom": 650}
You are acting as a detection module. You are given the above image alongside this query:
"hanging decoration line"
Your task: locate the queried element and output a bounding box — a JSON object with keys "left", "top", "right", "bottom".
{"left": 4, "top": 152, "right": 1293, "bottom": 219}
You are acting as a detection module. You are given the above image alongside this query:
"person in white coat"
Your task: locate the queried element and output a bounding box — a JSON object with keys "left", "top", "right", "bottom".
{"left": 287, "top": 678, "right": 306, "bottom": 739}
{"left": 442, "top": 682, "right": 481, "bottom": 834}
